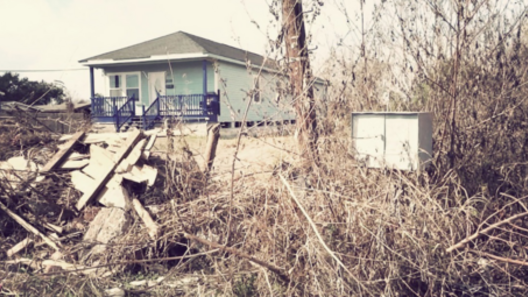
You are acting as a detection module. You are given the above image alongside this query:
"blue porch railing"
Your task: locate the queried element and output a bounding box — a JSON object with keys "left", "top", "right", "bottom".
{"left": 142, "top": 97, "right": 161, "bottom": 130}
{"left": 91, "top": 92, "right": 220, "bottom": 130}
{"left": 158, "top": 94, "right": 206, "bottom": 117}
{"left": 158, "top": 93, "right": 220, "bottom": 119}
{"left": 114, "top": 95, "right": 136, "bottom": 132}
{"left": 91, "top": 96, "right": 129, "bottom": 118}
{"left": 142, "top": 92, "right": 219, "bottom": 125}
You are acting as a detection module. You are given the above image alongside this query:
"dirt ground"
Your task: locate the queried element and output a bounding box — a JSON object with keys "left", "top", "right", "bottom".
{"left": 152, "top": 132, "right": 297, "bottom": 179}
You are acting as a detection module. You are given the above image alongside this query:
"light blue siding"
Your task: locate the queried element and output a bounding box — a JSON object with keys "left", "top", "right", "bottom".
{"left": 104, "top": 60, "right": 214, "bottom": 108}
{"left": 102, "top": 59, "right": 325, "bottom": 123}
{"left": 216, "top": 61, "right": 296, "bottom": 123}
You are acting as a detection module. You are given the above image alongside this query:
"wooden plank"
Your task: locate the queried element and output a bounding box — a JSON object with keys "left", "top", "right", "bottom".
{"left": 144, "top": 134, "right": 157, "bottom": 151}
{"left": 125, "top": 139, "right": 146, "bottom": 166}
{"left": 132, "top": 199, "right": 159, "bottom": 240}
{"left": 7, "top": 238, "right": 33, "bottom": 257}
{"left": 121, "top": 165, "right": 146, "bottom": 183}
{"left": 44, "top": 222, "right": 63, "bottom": 234}
{"left": 105, "top": 137, "right": 124, "bottom": 148}
{"left": 5, "top": 258, "right": 102, "bottom": 276}
{"left": 98, "top": 185, "right": 130, "bottom": 209}
{"left": 90, "top": 144, "right": 115, "bottom": 162}
{"left": 60, "top": 132, "right": 129, "bottom": 144}
{"left": 82, "top": 145, "right": 115, "bottom": 178}
{"left": 116, "top": 139, "right": 146, "bottom": 173}
{"left": 42, "top": 131, "right": 85, "bottom": 172}
{"left": 121, "top": 165, "right": 157, "bottom": 186}
{"left": 75, "top": 130, "right": 143, "bottom": 211}
{"left": 60, "top": 159, "right": 89, "bottom": 170}
{"left": 141, "top": 150, "right": 151, "bottom": 161}
{"left": 105, "top": 173, "right": 123, "bottom": 189}
{"left": 0, "top": 201, "right": 60, "bottom": 250}
{"left": 141, "top": 135, "right": 157, "bottom": 161}
{"left": 67, "top": 152, "right": 89, "bottom": 161}
{"left": 71, "top": 171, "right": 95, "bottom": 193}
{"left": 203, "top": 123, "right": 220, "bottom": 173}
{"left": 142, "top": 165, "right": 157, "bottom": 187}
{"left": 83, "top": 133, "right": 128, "bottom": 144}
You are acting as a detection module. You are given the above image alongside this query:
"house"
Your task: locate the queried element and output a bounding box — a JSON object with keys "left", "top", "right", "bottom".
{"left": 79, "top": 31, "right": 326, "bottom": 131}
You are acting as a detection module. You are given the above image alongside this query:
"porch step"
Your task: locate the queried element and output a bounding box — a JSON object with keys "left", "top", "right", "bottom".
{"left": 119, "top": 116, "right": 164, "bottom": 132}
{"left": 120, "top": 116, "right": 142, "bottom": 132}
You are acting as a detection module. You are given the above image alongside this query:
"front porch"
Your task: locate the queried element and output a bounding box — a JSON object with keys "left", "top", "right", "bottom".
{"left": 91, "top": 92, "right": 220, "bottom": 132}
{"left": 87, "top": 60, "right": 220, "bottom": 132}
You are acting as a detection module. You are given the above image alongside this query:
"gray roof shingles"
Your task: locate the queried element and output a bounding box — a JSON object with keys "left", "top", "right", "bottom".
{"left": 80, "top": 31, "right": 276, "bottom": 68}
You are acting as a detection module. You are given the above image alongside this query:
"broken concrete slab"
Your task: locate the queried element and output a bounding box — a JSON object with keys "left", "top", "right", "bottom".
{"left": 83, "top": 207, "right": 130, "bottom": 255}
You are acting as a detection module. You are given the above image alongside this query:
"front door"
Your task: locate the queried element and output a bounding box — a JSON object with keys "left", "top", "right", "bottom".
{"left": 148, "top": 72, "right": 166, "bottom": 105}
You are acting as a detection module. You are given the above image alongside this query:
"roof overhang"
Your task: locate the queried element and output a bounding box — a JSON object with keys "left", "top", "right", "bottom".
{"left": 207, "top": 54, "right": 279, "bottom": 74}
{"left": 80, "top": 52, "right": 280, "bottom": 73}
{"left": 80, "top": 53, "right": 209, "bottom": 67}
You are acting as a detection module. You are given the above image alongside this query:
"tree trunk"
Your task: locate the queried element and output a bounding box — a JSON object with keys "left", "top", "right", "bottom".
{"left": 281, "top": 0, "right": 319, "bottom": 167}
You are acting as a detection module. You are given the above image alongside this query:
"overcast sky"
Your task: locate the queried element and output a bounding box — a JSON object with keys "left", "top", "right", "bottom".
{"left": 0, "top": 0, "right": 363, "bottom": 101}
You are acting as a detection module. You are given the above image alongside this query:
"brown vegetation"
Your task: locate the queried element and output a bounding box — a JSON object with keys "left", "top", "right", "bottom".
{"left": 2, "top": 0, "right": 528, "bottom": 296}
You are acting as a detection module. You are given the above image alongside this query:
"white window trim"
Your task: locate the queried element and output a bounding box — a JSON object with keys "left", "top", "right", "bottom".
{"left": 106, "top": 72, "right": 141, "bottom": 101}
{"left": 108, "top": 74, "right": 122, "bottom": 97}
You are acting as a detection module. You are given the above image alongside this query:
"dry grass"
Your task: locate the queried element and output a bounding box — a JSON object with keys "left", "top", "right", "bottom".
{"left": 2, "top": 112, "right": 528, "bottom": 296}
{"left": 4, "top": 11, "right": 528, "bottom": 295}
{"left": 2, "top": 111, "right": 528, "bottom": 296}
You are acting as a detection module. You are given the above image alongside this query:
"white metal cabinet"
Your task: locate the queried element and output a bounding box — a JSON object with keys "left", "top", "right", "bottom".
{"left": 351, "top": 112, "right": 433, "bottom": 171}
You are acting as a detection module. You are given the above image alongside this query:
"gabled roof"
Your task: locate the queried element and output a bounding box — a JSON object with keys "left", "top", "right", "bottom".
{"left": 79, "top": 31, "right": 276, "bottom": 69}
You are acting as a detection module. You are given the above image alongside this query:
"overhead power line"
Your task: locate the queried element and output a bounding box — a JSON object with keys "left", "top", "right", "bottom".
{"left": 0, "top": 68, "right": 87, "bottom": 73}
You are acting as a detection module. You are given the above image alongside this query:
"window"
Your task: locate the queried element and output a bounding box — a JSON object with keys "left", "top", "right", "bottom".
{"left": 126, "top": 74, "right": 139, "bottom": 101}
{"left": 109, "top": 75, "right": 122, "bottom": 97}
{"left": 108, "top": 73, "right": 140, "bottom": 101}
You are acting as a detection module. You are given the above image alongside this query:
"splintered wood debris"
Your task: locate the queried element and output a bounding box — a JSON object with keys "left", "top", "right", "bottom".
{"left": 1, "top": 130, "right": 162, "bottom": 275}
